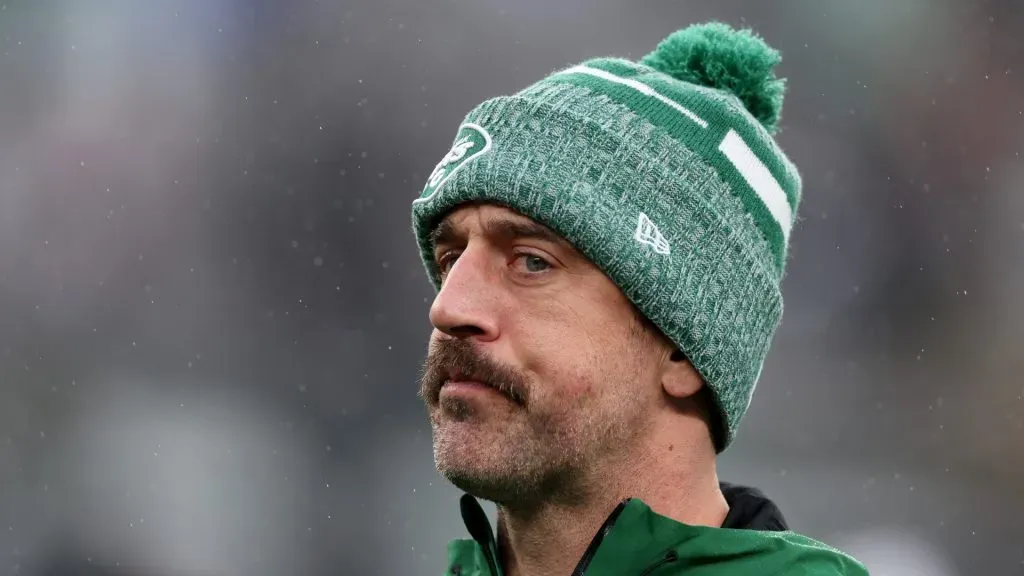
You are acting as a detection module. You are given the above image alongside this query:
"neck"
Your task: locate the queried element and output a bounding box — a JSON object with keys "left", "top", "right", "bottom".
{"left": 493, "top": 424, "right": 727, "bottom": 576}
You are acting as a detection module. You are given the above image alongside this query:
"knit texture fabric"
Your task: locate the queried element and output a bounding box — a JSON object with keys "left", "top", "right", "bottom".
{"left": 411, "top": 22, "right": 802, "bottom": 451}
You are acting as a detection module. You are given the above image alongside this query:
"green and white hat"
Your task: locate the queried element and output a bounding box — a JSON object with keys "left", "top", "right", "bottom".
{"left": 411, "top": 22, "right": 802, "bottom": 452}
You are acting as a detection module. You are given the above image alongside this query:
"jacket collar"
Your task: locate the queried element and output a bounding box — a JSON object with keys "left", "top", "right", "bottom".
{"left": 456, "top": 494, "right": 504, "bottom": 576}
{"left": 448, "top": 495, "right": 688, "bottom": 576}
{"left": 448, "top": 482, "right": 791, "bottom": 576}
{"left": 720, "top": 481, "right": 789, "bottom": 531}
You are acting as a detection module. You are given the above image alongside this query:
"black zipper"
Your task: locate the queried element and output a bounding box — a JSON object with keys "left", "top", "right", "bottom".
{"left": 637, "top": 549, "right": 679, "bottom": 576}
{"left": 569, "top": 498, "right": 632, "bottom": 576}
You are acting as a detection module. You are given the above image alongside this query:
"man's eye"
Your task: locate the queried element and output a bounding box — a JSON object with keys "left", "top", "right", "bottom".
{"left": 515, "top": 253, "right": 551, "bottom": 273}
{"left": 436, "top": 251, "right": 460, "bottom": 274}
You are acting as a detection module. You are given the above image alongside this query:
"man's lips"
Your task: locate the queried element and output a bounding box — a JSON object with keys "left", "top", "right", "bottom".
{"left": 440, "top": 379, "right": 505, "bottom": 398}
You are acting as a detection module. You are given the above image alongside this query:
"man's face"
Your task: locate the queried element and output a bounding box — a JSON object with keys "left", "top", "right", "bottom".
{"left": 419, "top": 203, "right": 667, "bottom": 506}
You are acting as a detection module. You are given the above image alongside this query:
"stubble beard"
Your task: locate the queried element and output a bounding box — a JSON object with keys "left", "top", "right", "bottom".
{"left": 431, "top": 405, "right": 582, "bottom": 507}
{"left": 429, "top": 386, "right": 648, "bottom": 509}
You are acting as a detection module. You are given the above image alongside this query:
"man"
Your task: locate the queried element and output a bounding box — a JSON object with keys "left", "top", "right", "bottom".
{"left": 413, "top": 21, "right": 869, "bottom": 575}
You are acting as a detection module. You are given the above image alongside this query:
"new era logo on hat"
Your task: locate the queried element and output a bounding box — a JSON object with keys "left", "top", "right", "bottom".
{"left": 634, "top": 212, "right": 671, "bottom": 255}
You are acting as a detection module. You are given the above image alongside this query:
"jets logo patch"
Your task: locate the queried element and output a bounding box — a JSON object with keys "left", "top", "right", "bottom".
{"left": 417, "top": 123, "right": 492, "bottom": 202}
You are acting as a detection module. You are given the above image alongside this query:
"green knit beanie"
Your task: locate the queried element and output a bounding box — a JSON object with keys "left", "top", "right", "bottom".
{"left": 411, "top": 21, "right": 802, "bottom": 452}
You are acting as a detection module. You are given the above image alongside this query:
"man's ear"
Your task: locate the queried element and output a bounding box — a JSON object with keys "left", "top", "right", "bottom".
{"left": 661, "top": 349, "right": 704, "bottom": 399}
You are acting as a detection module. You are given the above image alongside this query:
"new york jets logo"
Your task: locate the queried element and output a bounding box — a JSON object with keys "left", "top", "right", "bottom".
{"left": 416, "top": 123, "right": 492, "bottom": 203}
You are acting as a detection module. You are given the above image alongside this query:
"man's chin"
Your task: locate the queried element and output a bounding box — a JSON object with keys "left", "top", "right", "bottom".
{"left": 434, "top": 435, "right": 520, "bottom": 500}
{"left": 438, "top": 463, "right": 531, "bottom": 504}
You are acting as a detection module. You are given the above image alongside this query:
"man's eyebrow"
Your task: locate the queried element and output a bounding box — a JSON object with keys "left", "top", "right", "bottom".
{"left": 485, "top": 218, "right": 566, "bottom": 246}
{"left": 429, "top": 218, "right": 457, "bottom": 249}
{"left": 429, "top": 216, "right": 567, "bottom": 249}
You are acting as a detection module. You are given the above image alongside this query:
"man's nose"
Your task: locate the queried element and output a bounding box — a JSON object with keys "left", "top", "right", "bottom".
{"left": 428, "top": 246, "right": 501, "bottom": 342}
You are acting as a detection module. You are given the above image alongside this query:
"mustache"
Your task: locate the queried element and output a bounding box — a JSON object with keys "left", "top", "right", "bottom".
{"left": 419, "top": 338, "right": 528, "bottom": 406}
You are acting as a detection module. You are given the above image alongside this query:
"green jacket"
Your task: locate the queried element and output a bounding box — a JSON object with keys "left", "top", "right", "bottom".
{"left": 444, "top": 484, "right": 869, "bottom": 575}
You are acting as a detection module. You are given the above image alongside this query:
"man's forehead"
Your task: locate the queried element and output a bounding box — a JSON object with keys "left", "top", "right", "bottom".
{"left": 430, "top": 204, "right": 568, "bottom": 248}
{"left": 438, "top": 203, "right": 537, "bottom": 230}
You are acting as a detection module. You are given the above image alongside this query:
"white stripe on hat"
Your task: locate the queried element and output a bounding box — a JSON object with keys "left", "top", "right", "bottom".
{"left": 559, "top": 65, "right": 709, "bottom": 129}
{"left": 718, "top": 129, "right": 793, "bottom": 241}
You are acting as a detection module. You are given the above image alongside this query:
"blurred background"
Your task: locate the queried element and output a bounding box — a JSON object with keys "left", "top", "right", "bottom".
{"left": 0, "top": 0, "right": 1021, "bottom": 574}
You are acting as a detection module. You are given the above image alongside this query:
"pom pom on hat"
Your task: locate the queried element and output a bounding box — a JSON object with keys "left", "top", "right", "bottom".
{"left": 640, "top": 22, "right": 787, "bottom": 134}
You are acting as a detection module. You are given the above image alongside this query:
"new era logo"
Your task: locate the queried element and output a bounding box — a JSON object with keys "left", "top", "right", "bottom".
{"left": 634, "top": 212, "right": 670, "bottom": 255}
